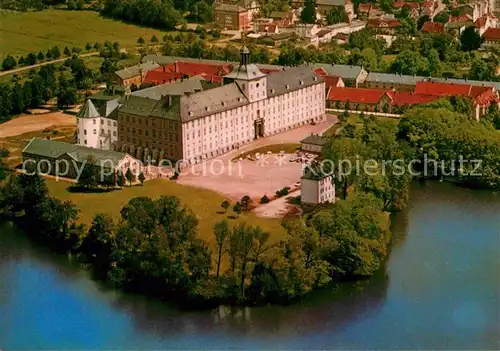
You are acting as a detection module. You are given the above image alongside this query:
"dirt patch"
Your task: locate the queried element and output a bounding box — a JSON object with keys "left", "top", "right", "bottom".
{"left": 0, "top": 112, "right": 76, "bottom": 138}
{"left": 253, "top": 190, "right": 301, "bottom": 218}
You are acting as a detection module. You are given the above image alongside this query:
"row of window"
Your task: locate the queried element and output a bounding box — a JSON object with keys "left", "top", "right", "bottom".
{"left": 92, "top": 119, "right": 117, "bottom": 127}
{"left": 81, "top": 129, "right": 117, "bottom": 136}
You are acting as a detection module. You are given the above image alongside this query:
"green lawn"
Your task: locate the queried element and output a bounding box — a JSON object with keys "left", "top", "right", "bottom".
{"left": 0, "top": 9, "right": 172, "bottom": 57}
{"left": 231, "top": 143, "right": 300, "bottom": 161}
{"left": 45, "top": 178, "right": 287, "bottom": 251}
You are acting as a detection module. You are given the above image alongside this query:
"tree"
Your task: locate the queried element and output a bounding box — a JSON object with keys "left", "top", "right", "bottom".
{"left": 151, "top": 35, "right": 158, "bottom": 43}
{"left": 37, "top": 51, "right": 45, "bottom": 61}
{"left": 433, "top": 11, "right": 449, "bottom": 24}
{"left": 300, "top": 0, "right": 316, "bottom": 24}
{"left": 63, "top": 46, "right": 71, "bottom": 56}
{"left": 85, "top": 42, "right": 92, "bottom": 51}
{"left": 138, "top": 171, "right": 145, "bottom": 186}
{"left": 417, "top": 15, "right": 431, "bottom": 30}
{"left": 0, "top": 148, "right": 9, "bottom": 181}
{"left": 468, "top": 59, "right": 494, "bottom": 81}
{"left": 125, "top": 168, "right": 135, "bottom": 186}
{"left": 240, "top": 195, "right": 252, "bottom": 212}
{"left": 51, "top": 46, "right": 61, "bottom": 59}
{"left": 323, "top": 138, "right": 364, "bottom": 199}
{"left": 77, "top": 156, "right": 99, "bottom": 189}
{"left": 450, "top": 96, "right": 473, "bottom": 116}
{"left": 137, "top": 37, "right": 145, "bottom": 46}
{"left": 2, "top": 55, "right": 17, "bottom": 71}
{"left": 460, "top": 26, "right": 482, "bottom": 51}
{"left": 260, "top": 195, "right": 270, "bottom": 204}
{"left": 79, "top": 214, "right": 115, "bottom": 277}
{"left": 233, "top": 202, "right": 242, "bottom": 217}
{"left": 26, "top": 52, "right": 37, "bottom": 66}
{"left": 57, "top": 87, "right": 77, "bottom": 109}
{"left": 11, "top": 83, "right": 25, "bottom": 114}
{"left": 212, "top": 28, "right": 221, "bottom": 39}
{"left": 213, "top": 220, "right": 230, "bottom": 278}
{"left": 326, "top": 6, "right": 347, "bottom": 25}
{"left": 391, "top": 50, "right": 428, "bottom": 75}
{"left": 112, "top": 42, "right": 120, "bottom": 53}
{"left": 221, "top": 200, "right": 230, "bottom": 213}
{"left": 117, "top": 172, "right": 125, "bottom": 188}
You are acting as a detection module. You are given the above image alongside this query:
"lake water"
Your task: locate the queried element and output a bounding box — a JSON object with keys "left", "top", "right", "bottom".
{"left": 1, "top": 182, "right": 499, "bottom": 350}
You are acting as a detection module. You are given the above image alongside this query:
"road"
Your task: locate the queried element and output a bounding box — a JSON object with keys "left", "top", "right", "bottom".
{"left": 0, "top": 52, "right": 99, "bottom": 77}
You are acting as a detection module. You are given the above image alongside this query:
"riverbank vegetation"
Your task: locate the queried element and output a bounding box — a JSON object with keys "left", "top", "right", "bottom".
{"left": 1, "top": 103, "right": 500, "bottom": 307}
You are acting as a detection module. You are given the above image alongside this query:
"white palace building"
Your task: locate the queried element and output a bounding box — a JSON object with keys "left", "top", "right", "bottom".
{"left": 78, "top": 47, "right": 326, "bottom": 164}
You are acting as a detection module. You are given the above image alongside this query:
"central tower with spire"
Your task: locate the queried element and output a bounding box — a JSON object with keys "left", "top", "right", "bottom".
{"left": 223, "top": 45, "right": 267, "bottom": 103}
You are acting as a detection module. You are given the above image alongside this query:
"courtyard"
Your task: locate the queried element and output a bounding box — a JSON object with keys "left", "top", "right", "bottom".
{"left": 177, "top": 115, "right": 337, "bottom": 202}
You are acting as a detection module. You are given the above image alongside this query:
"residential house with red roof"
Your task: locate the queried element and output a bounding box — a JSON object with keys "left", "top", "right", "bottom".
{"left": 482, "top": 27, "right": 500, "bottom": 47}
{"left": 474, "top": 14, "right": 497, "bottom": 36}
{"left": 367, "top": 16, "right": 401, "bottom": 35}
{"left": 421, "top": 21, "right": 445, "bottom": 34}
{"left": 393, "top": 1, "right": 420, "bottom": 18}
{"left": 421, "top": 1, "right": 436, "bottom": 17}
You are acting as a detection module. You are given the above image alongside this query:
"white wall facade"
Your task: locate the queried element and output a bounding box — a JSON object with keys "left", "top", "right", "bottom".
{"left": 301, "top": 175, "right": 335, "bottom": 204}
{"left": 181, "top": 80, "right": 326, "bottom": 163}
{"left": 77, "top": 117, "right": 119, "bottom": 151}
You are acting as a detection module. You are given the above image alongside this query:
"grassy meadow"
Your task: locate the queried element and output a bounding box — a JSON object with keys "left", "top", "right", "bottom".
{"left": 45, "top": 178, "right": 287, "bottom": 251}
{"left": 0, "top": 9, "right": 171, "bottom": 57}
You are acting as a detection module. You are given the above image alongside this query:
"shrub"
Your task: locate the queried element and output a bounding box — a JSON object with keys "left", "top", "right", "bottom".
{"left": 275, "top": 187, "right": 290, "bottom": 197}
{"left": 260, "top": 195, "right": 270, "bottom": 204}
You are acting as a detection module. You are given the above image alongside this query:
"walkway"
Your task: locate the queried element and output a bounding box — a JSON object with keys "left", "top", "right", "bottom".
{"left": 0, "top": 52, "right": 99, "bottom": 77}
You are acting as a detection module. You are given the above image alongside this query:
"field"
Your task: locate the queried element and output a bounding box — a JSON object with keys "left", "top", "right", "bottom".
{"left": 0, "top": 113, "right": 76, "bottom": 166}
{"left": 45, "top": 178, "right": 287, "bottom": 252}
{"left": 0, "top": 9, "right": 172, "bottom": 57}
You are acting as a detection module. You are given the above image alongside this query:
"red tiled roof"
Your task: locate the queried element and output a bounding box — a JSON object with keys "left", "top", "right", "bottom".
{"left": 421, "top": 21, "right": 444, "bottom": 33}
{"left": 482, "top": 27, "right": 500, "bottom": 41}
{"left": 474, "top": 15, "right": 487, "bottom": 28}
{"left": 314, "top": 67, "right": 329, "bottom": 76}
{"left": 173, "top": 62, "right": 231, "bottom": 77}
{"left": 474, "top": 89, "right": 497, "bottom": 106}
{"left": 450, "top": 15, "right": 472, "bottom": 23}
{"left": 143, "top": 70, "right": 183, "bottom": 84}
{"left": 414, "top": 81, "right": 473, "bottom": 96}
{"left": 414, "top": 81, "right": 497, "bottom": 107}
{"left": 327, "top": 87, "right": 391, "bottom": 104}
{"left": 391, "top": 91, "right": 440, "bottom": 106}
{"left": 367, "top": 18, "right": 401, "bottom": 28}
{"left": 358, "top": 4, "right": 372, "bottom": 12}
{"left": 422, "top": 1, "right": 434, "bottom": 8}
{"left": 394, "top": 1, "right": 420, "bottom": 9}
{"left": 323, "top": 76, "right": 343, "bottom": 89}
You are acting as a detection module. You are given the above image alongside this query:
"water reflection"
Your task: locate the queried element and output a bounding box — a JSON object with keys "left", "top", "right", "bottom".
{"left": 1, "top": 181, "right": 499, "bottom": 350}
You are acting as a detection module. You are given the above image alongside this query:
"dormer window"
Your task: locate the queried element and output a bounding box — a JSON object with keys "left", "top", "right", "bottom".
{"left": 222, "top": 102, "right": 226, "bottom": 106}
{"left": 300, "top": 80, "right": 303, "bottom": 85}
{"left": 271, "top": 88, "right": 275, "bottom": 93}
{"left": 286, "top": 84, "right": 290, "bottom": 89}
{"left": 205, "top": 106, "right": 210, "bottom": 112}
{"left": 238, "top": 97, "right": 242, "bottom": 102}
{"left": 313, "top": 77, "right": 318, "bottom": 81}
{"left": 188, "top": 111, "right": 193, "bottom": 116}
